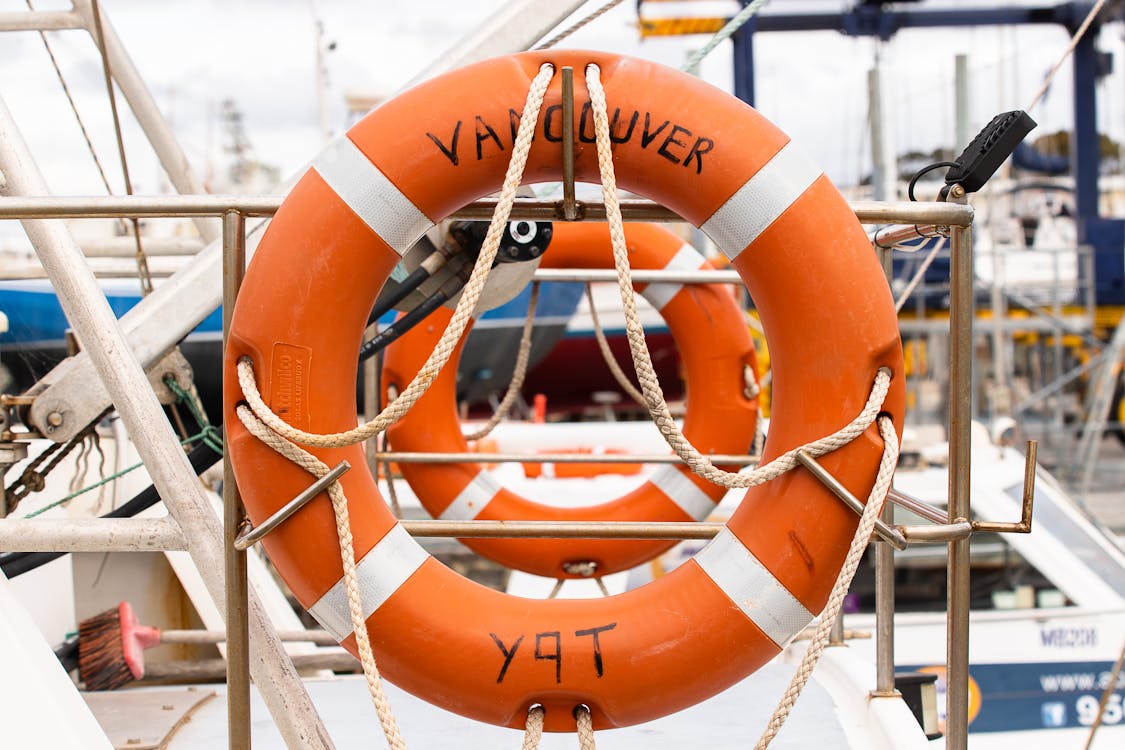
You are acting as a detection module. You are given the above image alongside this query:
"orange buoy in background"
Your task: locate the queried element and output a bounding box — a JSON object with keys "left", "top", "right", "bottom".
{"left": 382, "top": 221, "right": 760, "bottom": 578}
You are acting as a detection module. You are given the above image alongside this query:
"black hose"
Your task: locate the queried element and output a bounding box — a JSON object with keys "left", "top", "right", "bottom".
{"left": 358, "top": 289, "right": 449, "bottom": 364}
{"left": 367, "top": 265, "right": 431, "bottom": 326}
{"left": 907, "top": 161, "right": 959, "bottom": 202}
{"left": 0, "top": 431, "right": 223, "bottom": 578}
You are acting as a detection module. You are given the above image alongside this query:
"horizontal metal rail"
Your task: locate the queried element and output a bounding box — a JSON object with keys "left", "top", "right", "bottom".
{"left": 533, "top": 268, "right": 742, "bottom": 284}
{"left": 399, "top": 517, "right": 985, "bottom": 544}
{"left": 403, "top": 519, "right": 725, "bottom": 539}
{"left": 0, "top": 194, "right": 974, "bottom": 227}
{"left": 374, "top": 451, "right": 758, "bottom": 465}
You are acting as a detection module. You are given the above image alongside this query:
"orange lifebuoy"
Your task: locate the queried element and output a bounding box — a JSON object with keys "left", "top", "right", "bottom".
{"left": 225, "top": 51, "right": 903, "bottom": 732}
{"left": 381, "top": 221, "right": 759, "bottom": 578}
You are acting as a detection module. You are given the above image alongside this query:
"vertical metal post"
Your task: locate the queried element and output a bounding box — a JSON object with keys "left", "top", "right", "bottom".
{"left": 731, "top": 19, "right": 756, "bottom": 106}
{"left": 867, "top": 62, "right": 897, "bottom": 202}
{"left": 828, "top": 608, "right": 845, "bottom": 645}
{"left": 222, "top": 211, "right": 251, "bottom": 749}
{"left": 874, "top": 244, "right": 897, "bottom": 696}
{"left": 560, "top": 66, "right": 577, "bottom": 221}
{"left": 946, "top": 190, "right": 973, "bottom": 749}
{"left": 953, "top": 53, "right": 969, "bottom": 151}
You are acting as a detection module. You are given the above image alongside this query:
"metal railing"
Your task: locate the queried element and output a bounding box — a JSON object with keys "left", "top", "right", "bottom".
{"left": 0, "top": 188, "right": 1017, "bottom": 750}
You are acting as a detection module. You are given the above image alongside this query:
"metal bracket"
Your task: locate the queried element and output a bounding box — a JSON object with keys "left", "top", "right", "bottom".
{"left": 795, "top": 450, "right": 908, "bottom": 550}
{"left": 972, "top": 439, "right": 1036, "bottom": 534}
{"left": 233, "top": 461, "right": 350, "bottom": 551}
{"left": 884, "top": 439, "right": 1037, "bottom": 542}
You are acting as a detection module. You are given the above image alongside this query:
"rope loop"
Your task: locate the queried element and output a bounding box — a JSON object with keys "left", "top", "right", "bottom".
{"left": 237, "top": 62, "right": 556, "bottom": 451}
{"left": 584, "top": 61, "right": 891, "bottom": 489}
{"left": 520, "top": 705, "right": 546, "bottom": 750}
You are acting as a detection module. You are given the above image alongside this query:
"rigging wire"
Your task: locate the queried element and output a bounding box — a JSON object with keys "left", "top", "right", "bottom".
{"left": 681, "top": 0, "right": 771, "bottom": 73}
{"left": 533, "top": 0, "right": 626, "bottom": 50}
{"left": 1026, "top": 0, "right": 1109, "bottom": 112}
{"left": 89, "top": 0, "right": 154, "bottom": 295}
{"left": 23, "top": 0, "right": 126, "bottom": 236}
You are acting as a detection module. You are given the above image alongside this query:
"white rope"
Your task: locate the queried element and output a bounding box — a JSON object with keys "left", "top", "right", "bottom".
{"left": 576, "top": 706, "right": 597, "bottom": 750}
{"left": 237, "top": 63, "right": 556, "bottom": 450}
{"left": 534, "top": 0, "right": 625, "bottom": 50}
{"left": 585, "top": 284, "right": 646, "bottom": 407}
{"left": 464, "top": 282, "right": 541, "bottom": 441}
{"left": 235, "top": 404, "right": 408, "bottom": 750}
{"left": 681, "top": 0, "right": 772, "bottom": 74}
{"left": 1026, "top": 0, "right": 1108, "bottom": 111}
{"left": 585, "top": 62, "right": 891, "bottom": 489}
{"left": 754, "top": 416, "right": 900, "bottom": 749}
{"left": 894, "top": 237, "right": 946, "bottom": 313}
{"left": 521, "top": 705, "right": 546, "bottom": 750}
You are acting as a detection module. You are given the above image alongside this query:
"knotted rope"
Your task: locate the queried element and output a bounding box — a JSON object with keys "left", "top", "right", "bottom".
{"left": 236, "top": 405, "right": 407, "bottom": 750}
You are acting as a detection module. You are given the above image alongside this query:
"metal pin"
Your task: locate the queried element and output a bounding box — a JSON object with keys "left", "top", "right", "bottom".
{"left": 795, "top": 451, "right": 908, "bottom": 550}
{"left": 887, "top": 487, "right": 949, "bottom": 525}
{"left": 234, "top": 461, "right": 351, "bottom": 550}
{"left": 560, "top": 66, "right": 578, "bottom": 221}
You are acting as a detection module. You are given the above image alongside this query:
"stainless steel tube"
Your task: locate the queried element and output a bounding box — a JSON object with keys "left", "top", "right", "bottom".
{"left": 402, "top": 519, "right": 724, "bottom": 540}
{"left": 222, "top": 211, "right": 251, "bottom": 750}
{"left": 946, "top": 209, "right": 974, "bottom": 749}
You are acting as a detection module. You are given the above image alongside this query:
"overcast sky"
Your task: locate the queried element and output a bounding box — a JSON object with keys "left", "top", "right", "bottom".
{"left": 2, "top": 0, "right": 1122, "bottom": 203}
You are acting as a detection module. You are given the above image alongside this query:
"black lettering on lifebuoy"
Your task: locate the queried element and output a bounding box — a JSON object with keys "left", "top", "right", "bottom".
{"left": 426, "top": 121, "right": 462, "bottom": 166}
{"left": 543, "top": 105, "right": 563, "bottom": 142}
{"left": 490, "top": 633, "right": 524, "bottom": 684}
{"left": 535, "top": 631, "right": 562, "bottom": 683}
{"left": 640, "top": 113, "right": 670, "bottom": 149}
{"left": 475, "top": 116, "right": 504, "bottom": 160}
{"left": 683, "top": 136, "right": 714, "bottom": 175}
{"left": 609, "top": 108, "right": 639, "bottom": 144}
{"left": 578, "top": 102, "right": 597, "bottom": 143}
{"left": 575, "top": 623, "right": 617, "bottom": 677}
{"left": 508, "top": 108, "right": 528, "bottom": 145}
{"left": 657, "top": 124, "right": 692, "bottom": 164}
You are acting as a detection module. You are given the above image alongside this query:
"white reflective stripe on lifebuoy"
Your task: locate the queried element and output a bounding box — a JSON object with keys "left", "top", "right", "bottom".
{"left": 640, "top": 243, "right": 707, "bottom": 312}
{"left": 312, "top": 137, "right": 434, "bottom": 255}
{"left": 649, "top": 465, "right": 715, "bottom": 521}
{"left": 307, "top": 524, "right": 429, "bottom": 642}
{"left": 694, "top": 527, "right": 814, "bottom": 647}
{"left": 700, "top": 141, "right": 821, "bottom": 261}
{"left": 439, "top": 471, "right": 502, "bottom": 521}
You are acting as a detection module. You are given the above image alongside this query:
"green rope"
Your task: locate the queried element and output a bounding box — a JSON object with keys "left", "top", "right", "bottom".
{"left": 162, "top": 375, "right": 222, "bottom": 454}
{"left": 25, "top": 429, "right": 221, "bottom": 518}
{"left": 163, "top": 375, "right": 212, "bottom": 429}
{"left": 681, "top": 0, "right": 772, "bottom": 74}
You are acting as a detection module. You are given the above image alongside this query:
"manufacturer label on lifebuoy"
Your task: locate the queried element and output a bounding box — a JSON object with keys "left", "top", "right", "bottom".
{"left": 271, "top": 343, "right": 312, "bottom": 431}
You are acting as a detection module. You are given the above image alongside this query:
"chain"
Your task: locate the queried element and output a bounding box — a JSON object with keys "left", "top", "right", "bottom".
{"left": 4, "top": 409, "right": 110, "bottom": 514}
